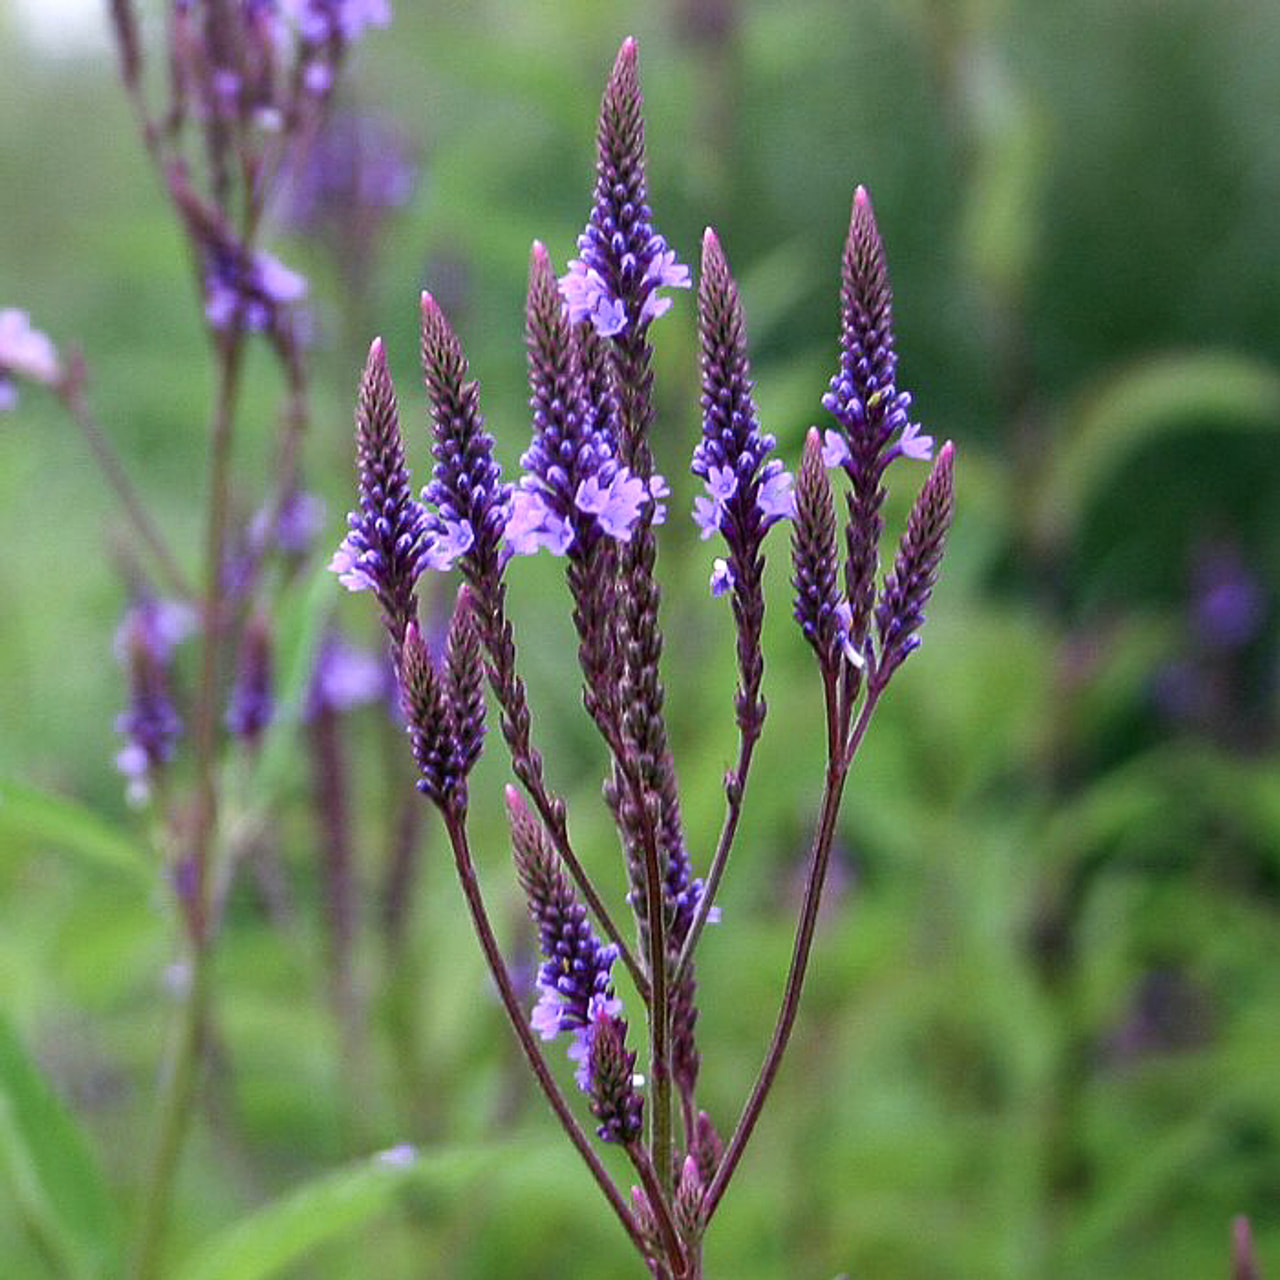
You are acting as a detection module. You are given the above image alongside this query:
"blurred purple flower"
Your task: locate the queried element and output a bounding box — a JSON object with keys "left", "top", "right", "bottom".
{"left": 0, "top": 309, "right": 60, "bottom": 409}
{"left": 204, "top": 245, "right": 306, "bottom": 333}
{"left": 306, "top": 631, "right": 391, "bottom": 719}
{"left": 1191, "top": 543, "right": 1265, "bottom": 651}
{"left": 284, "top": 110, "right": 416, "bottom": 236}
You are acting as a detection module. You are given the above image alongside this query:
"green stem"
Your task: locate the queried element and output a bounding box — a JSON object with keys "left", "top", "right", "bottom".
{"left": 131, "top": 943, "right": 210, "bottom": 1280}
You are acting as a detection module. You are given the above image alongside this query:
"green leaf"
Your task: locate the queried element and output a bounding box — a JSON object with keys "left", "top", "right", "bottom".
{"left": 173, "top": 1143, "right": 506, "bottom": 1280}
{"left": 1034, "top": 351, "right": 1280, "bottom": 545}
{"left": 0, "top": 778, "right": 150, "bottom": 885}
{"left": 0, "top": 1013, "right": 118, "bottom": 1279}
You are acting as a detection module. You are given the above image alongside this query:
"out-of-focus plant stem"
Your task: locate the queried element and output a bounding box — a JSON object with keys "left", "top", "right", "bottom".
{"left": 132, "top": 328, "right": 244, "bottom": 1280}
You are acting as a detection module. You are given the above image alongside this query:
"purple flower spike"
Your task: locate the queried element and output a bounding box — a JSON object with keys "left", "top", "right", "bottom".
{"left": 419, "top": 292, "right": 511, "bottom": 587}
{"left": 330, "top": 337, "right": 429, "bottom": 648}
{"left": 694, "top": 226, "right": 785, "bottom": 739}
{"left": 826, "top": 185, "right": 935, "bottom": 653}
{"left": 873, "top": 441, "right": 955, "bottom": 690}
{"left": 693, "top": 227, "right": 792, "bottom": 568}
{"left": 558, "top": 38, "right": 689, "bottom": 339}
{"left": 507, "top": 786, "right": 625, "bottom": 1081}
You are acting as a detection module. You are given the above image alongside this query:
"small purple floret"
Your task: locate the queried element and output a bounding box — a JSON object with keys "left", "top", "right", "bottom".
{"left": 574, "top": 468, "right": 665, "bottom": 542}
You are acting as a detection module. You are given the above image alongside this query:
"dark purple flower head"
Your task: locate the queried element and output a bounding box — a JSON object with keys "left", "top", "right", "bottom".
{"left": 693, "top": 1109, "right": 724, "bottom": 1187}
{"left": 791, "top": 427, "right": 842, "bottom": 667}
{"left": 822, "top": 186, "right": 933, "bottom": 478}
{"left": 674, "top": 1154, "right": 705, "bottom": 1242}
{"left": 331, "top": 337, "right": 429, "bottom": 647}
{"left": 692, "top": 227, "right": 793, "bottom": 577}
{"left": 443, "top": 585, "right": 485, "bottom": 785}
{"left": 584, "top": 1000, "right": 644, "bottom": 1145}
{"left": 226, "top": 609, "right": 274, "bottom": 745}
{"left": 114, "top": 599, "right": 189, "bottom": 805}
{"left": 509, "top": 241, "right": 660, "bottom": 558}
{"left": 399, "top": 619, "right": 461, "bottom": 808}
{"left": 419, "top": 292, "right": 511, "bottom": 584}
{"left": 558, "top": 38, "right": 690, "bottom": 338}
{"left": 506, "top": 786, "right": 621, "bottom": 1069}
{"left": 873, "top": 441, "right": 955, "bottom": 690}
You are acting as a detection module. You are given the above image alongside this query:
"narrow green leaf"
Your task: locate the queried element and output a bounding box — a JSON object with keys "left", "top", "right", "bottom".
{"left": 0, "top": 778, "right": 149, "bottom": 885}
{"left": 0, "top": 1014, "right": 118, "bottom": 1280}
{"left": 173, "top": 1143, "right": 504, "bottom": 1280}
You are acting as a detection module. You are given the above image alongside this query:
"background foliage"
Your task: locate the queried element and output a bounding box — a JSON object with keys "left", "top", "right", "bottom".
{"left": 1, "top": 0, "right": 1278, "bottom": 1276}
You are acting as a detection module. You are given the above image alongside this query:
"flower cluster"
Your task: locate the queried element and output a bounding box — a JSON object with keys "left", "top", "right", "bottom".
{"left": 508, "top": 242, "right": 665, "bottom": 559}
{"left": 331, "top": 36, "right": 957, "bottom": 1279}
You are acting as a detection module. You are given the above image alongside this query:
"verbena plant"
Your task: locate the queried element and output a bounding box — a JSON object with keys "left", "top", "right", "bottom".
{"left": 333, "top": 37, "right": 954, "bottom": 1278}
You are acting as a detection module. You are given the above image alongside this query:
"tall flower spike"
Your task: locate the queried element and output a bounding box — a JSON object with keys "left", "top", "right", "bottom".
{"left": 419, "top": 292, "right": 511, "bottom": 586}
{"left": 694, "top": 226, "right": 791, "bottom": 727}
{"left": 506, "top": 786, "right": 623, "bottom": 1084}
{"left": 331, "top": 337, "right": 428, "bottom": 649}
{"left": 872, "top": 441, "right": 955, "bottom": 691}
{"left": 559, "top": 38, "right": 690, "bottom": 339}
{"left": 791, "top": 427, "right": 843, "bottom": 669}
{"left": 825, "top": 186, "right": 934, "bottom": 652}
{"left": 444, "top": 585, "right": 486, "bottom": 785}
{"left": 400, "top": 620, "right": 458, "bottom": 809}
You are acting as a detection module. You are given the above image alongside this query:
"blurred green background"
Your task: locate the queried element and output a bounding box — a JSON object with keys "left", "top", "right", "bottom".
{"left": 2, "top": 0, "right": 1278, "bottom": 1276}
